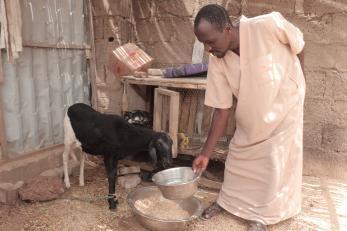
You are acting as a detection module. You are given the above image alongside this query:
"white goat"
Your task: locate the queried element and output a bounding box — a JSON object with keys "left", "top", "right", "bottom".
{"left": 62, "top": 114, "right": 86, "bottom": 188}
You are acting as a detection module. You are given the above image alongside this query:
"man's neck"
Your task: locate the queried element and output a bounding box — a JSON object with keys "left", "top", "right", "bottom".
{"left": 230, "top": 27, "right": 240, "bottom": 56}
{"left": 232, "top": 48, "right": 240, "bottom": 56}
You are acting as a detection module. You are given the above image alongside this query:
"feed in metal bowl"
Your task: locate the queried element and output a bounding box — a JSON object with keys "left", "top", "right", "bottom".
{"left": 127, "top": 186, "right": 202, "bottom": 231}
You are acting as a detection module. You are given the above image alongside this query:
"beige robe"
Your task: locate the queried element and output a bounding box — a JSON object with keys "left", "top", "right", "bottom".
{"left": 204, "top": 12, "right": 306, "bottom": 225}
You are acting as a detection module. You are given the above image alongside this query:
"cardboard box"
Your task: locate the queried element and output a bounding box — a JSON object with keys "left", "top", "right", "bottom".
{"left": 108, "top": 43, "right": 154, "bottom": 78}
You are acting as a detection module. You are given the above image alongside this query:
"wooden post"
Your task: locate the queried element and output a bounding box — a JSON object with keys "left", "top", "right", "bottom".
{"left": 161, "top": 95, "right": 169, "bottom": 131}
{"left": 0, "top": 49, "right": 3, "bottom": 83}
{"left": 169, "top": 90, "right": 179, "bottom": 158}
{"left": 179, "top": 91, "right": 191, "bottom": 134}
{"left": 22, "top": 42, "right": 91, "bottom": 50}
{"left": 0, "top": 49, "right": 7, "bottom": 158}
{"left": 187, "top": 92, "right": 198, "bottom": 135}
{"left": 153, "top": 89, "right": 163, "bottom": 132}
{"left": 121, "top": 82, "right": 129, "bottom": 114}
{"left": 87, "top": 0, "right": 98, "bottom": 110}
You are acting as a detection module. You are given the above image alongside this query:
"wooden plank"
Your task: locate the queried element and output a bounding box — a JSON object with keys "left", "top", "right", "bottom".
{"left": 153, "top": 88, "right": 162, "bottom": 132}
{"left": 155, "top": 87, "right": 182, "bottom": 97}
{"left": 169, "top": 90, "right": 179, "bottom": 158}
{"left": 23, "top": 42, "right": 91, "bottom": 50}
{"left": 195, "top": 91, "right": 205, "bottom": 135}
{"left": 121, "top": 83, "right": 128, "bottom": 114}
{"left": 187, "top": 92, "right": 198, "bottom": 135}
{"left": 179, "top": 91, "right": 191, "bottom": 134}
{"left": 124, "top": 78, "right": 206, "bottom": 86}
{"left": 0, "top": 49, "right": 3, "bottom": 84}
{"left": 122, "top": 76, "right": 207, "bottom": 90}
{"left": 0, "top": 49, "right": 7, "bottom": 158}
{"left": 177, "top": 89, "right": 185, "bottom": 133}
{"left": 3, "top": 0, "right": 22, "bottom": 61}
{"left": 161, "top": 95, "right": 169, "bottom": 131}
{"left": 123, "top": 75, "right": 207, "bottom": 84}
{"left": 87, "top": 0, "right": 98, "bottom": 109}
{"left": 0, "top": 0, "right": 9, "bottom": 55}
{"left": 125, "top": 80, "right": 205, "bottom": 90}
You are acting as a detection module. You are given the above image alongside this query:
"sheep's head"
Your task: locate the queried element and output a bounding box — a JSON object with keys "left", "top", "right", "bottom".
{"left": 148, "top": 132, "right": 173, "bottom": 169}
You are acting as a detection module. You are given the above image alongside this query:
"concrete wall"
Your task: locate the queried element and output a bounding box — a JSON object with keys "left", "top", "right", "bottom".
{"left": 236, "top": 1, "right": 347, "bottom": 178}
{"left": 92, "top": 0, "right": 347, "bottom": 178}
{"left": 132, "top": 0, "right": 197, "bottom": 67}
{"left": 0, "top": 145, "right": 64, "bottom": 203}
{"left": 92, "top": 0, "right": 147, "bottom": 114}
{"left": 240, "top": 0, "right": 347, "bottom": 179}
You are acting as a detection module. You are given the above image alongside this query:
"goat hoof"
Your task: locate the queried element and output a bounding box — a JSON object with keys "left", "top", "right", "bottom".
{"left": 141, "top": 172, "right": 153, "bottom": 182}
{"left": 108, "top": 196, "right": 118, "bottom": 210}
{"left": 108, "top": 201, "right": 118, "bottom": 210}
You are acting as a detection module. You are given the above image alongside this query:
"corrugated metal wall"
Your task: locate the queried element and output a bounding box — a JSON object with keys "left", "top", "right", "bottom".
{"left": 0, "top": 0, "right": 90, "bottom": 157}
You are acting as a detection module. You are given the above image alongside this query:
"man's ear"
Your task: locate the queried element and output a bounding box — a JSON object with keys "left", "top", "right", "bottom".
{"left": 224, "top": 23, "right": 232, "bottom": 32}
{"left": 148, "top": 140, "right": 157, "bottom": 167}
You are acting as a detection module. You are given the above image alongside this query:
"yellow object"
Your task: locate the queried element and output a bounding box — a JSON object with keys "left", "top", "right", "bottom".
{"left": 177, "top": 133, "right": 189, "bottom": 149}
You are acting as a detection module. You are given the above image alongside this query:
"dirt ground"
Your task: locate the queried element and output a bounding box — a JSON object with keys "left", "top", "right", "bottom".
{"left": 0, "top": 162, "right": 346, "bottom": 231}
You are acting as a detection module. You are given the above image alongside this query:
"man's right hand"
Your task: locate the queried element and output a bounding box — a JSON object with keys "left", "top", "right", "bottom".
{"left": 192, "top": 108, "right": 230, "bottom": 173}
{"left": 192, "top": 154, "right": 210, "bottom": 173}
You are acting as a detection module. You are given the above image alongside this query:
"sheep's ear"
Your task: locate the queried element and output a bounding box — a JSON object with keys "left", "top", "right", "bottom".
{"left": 148, "top": 140, "right": 157, "bottom": 167}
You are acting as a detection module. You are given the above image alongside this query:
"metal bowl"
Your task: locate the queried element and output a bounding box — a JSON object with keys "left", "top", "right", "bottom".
{"left": 152, "top": 167, "right": 201, "bottom": 200}
{"left": 127, "top": 186, "right": 202, "bottom": 231}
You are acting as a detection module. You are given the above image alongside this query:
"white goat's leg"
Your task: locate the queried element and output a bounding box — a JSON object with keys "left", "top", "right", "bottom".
{"left": 63, "top": 145, "right": 72, "bottom": 188}
{"left": 79, "top": 151, "right": 85, "bottom": 186}
{"left": 70, "top": 148, "right": 78, "bottom": 161}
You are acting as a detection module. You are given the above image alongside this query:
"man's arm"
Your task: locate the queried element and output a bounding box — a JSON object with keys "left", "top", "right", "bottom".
{"left": 201, "top": 108, "right": 230, "bottom": 157}
{"left": 297, "top": 48, "right": 305, "bottom": 79}
{"left": 192, "top": 108, "right": 230, "bottom": 172}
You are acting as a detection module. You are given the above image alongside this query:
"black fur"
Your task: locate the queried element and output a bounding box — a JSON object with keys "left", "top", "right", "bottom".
{"left": 67, "top": 103, "right": 173, "bottom": 210}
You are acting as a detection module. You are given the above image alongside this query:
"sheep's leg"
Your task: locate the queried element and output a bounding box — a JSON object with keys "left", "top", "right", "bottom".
{"left": 79, "top": 152, "right": 85, "bottom": 186}
{"left": 104, "top": 155, "right": 118, "bottom": 210}
{"left": 63, "top": 145, "right": 72, "bottom": 188}
{"left": 70, "top": 149, "right": 78, "bottom": 161}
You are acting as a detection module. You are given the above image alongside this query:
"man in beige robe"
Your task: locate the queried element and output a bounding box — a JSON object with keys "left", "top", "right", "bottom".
{"left": 192, "top": 4, "right": 305, "bottom": 231}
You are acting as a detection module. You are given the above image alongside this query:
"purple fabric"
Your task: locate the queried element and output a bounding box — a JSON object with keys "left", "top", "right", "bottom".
{"left": 163, "top": 63, "right": 208, "bottom": 78}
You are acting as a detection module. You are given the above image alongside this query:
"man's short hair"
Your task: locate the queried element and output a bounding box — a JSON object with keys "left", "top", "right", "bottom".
{"left": 194, "top": 4, "right": 231, "bottom": 31}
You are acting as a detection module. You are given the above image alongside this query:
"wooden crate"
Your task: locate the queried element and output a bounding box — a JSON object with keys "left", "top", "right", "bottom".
{"left": 153, "top": 88, "right": 180, "bottom": 158}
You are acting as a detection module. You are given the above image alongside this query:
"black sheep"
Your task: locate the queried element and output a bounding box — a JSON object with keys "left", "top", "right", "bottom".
{"left": 62, "top": 103, "right": 173, "bottom": 210}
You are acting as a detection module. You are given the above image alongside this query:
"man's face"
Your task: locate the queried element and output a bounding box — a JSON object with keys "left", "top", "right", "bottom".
{"left": 194, "top": 19, "right": 231, "bottom": 58}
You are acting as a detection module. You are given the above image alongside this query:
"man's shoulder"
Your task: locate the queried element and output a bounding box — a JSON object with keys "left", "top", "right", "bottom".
{"left": 244, "top": 11, "right": 282, "bottom": 25}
